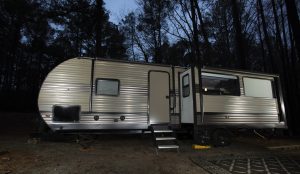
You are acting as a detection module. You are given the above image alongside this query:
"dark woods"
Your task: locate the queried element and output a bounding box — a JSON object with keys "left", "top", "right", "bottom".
{"left": 0, "top": 0, "right": 127, "bottom": 112}
{"left": 0, "top": 0, "right": 299, "bottom": 133}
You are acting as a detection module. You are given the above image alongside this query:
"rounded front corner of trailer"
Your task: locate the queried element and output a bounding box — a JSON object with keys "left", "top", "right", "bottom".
{"left": 37, "top": 58, "right": 92, "bottom": 131}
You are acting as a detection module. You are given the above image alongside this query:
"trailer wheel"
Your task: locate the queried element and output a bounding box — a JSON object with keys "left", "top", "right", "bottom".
{"left": 212, "top": 129, "right": 232, "bottom": 147}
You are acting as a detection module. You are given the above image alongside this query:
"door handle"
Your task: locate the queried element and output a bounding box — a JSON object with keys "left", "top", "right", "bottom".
{"left": 165, "top": 96, "right": 169, "bottom": 99}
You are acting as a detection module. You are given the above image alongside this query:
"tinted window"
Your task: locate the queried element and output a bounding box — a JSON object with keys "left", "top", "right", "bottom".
{"left": 96, "top": 79, "right": 119, "bottom": 96}
{"left": 182, "top": 74, "right": 190, "bottom": 97}
{"left": 202, "top": 73, "right": 240, "bottom": 96}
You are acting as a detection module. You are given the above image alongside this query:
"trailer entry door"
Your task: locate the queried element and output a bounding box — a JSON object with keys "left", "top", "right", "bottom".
{"left": 180, "top": 69, "right": 194, "bottom": 123}
{"left": 149, "top": 71, "right": 170, "bottom": 124}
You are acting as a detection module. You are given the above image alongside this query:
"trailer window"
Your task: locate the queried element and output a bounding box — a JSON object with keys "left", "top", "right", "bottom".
{"left": 96, "top": 79, "right": 120, "bottom": 96}
{"left": 182, "top": 74, "right": 190, "bottom": 97}
{"left": 202, "top": 73, "right": 240, "bottom": 96}
{"left": 243, "top": 77, "right": 274, "bottom": 98}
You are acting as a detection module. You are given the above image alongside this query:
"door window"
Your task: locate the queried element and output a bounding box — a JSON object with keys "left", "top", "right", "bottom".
{"left": 182, "top": 74, "right": 190, "bottom": 97}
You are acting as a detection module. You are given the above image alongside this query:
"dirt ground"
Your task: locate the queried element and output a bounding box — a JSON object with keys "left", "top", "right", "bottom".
{"left": 1, "top": 113, "right": 300, "bottom": 174}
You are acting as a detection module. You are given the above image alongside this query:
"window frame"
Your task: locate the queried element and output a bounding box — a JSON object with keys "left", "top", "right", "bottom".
{"left": 182, "top": 74, "right": 190, "bottom": 98}
{"left": 201, "top": 72, "right": 240, "bottom": 96}
{"left": 95, "top": 78, "right": 120, "bottom": 96}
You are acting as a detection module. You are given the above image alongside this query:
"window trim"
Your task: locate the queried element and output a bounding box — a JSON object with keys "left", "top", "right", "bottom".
{"left": 182, "top": 74, "right": 190, "bottom": 98}
{"left": 95, "top": 78, "right": 120, "bottom": 96}
{"left": 202, "top": 72, "right": 238, "bottom": 79}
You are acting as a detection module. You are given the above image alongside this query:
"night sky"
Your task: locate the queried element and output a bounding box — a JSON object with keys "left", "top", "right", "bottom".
{"left": 104, "top": 0, "right": 138, "bottom": 24}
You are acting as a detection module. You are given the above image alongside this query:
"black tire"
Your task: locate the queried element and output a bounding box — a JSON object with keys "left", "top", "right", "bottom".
{"left": 197, "top": 129, "right": 211, "bottom": 145}
{"left": 212, "top": 129, "right": 232, "bottom": 147}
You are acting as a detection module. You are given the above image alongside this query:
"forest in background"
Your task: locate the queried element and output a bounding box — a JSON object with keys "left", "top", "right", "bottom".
{"left": 0, "top": 0, "right": 299, "bottom": 134}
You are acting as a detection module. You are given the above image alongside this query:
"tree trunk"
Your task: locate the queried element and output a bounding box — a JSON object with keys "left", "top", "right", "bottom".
{"left": 157, "top": 2, "right": 162, "bottom": 64}
{"left": 284, "top": 0, "right": 300, "bottom": 135}
{"left": 231, "top": 0, "right": 246, "bottom": 69}
{"left": 190, "top": 0, "right": 201, "bottom": 64}
{"left": 223, "top": 5, "right": 232, "bottom": 67}
{"left": 193, "top": 0, "right": 211, "bottom": 65}
{"left": 134, "top": 35, "right": 149, "bottom": 62}
{"left": 257, "top": 0, "right": 275, "bottom": 73}
{"left": 256, "top": 10, "right": 267, "bottom": 72}
{"left": 131, "top": 31, "right": 136, "bottom": 61}
{"left": 287, "top": 21, "right": 299, "bottom": 91}
{"left": 284, "top": 0, "right": 300, "bottom": 59}
{"left": 153, "top": 29, "right": 158, "bottom": 63}
{"left": 95, "top": 0, "right": 103, "bottom": 58}
{"left": 279, "top": 0, "right": 289, "bottom": 64}
{"left": 190, "top": 0, "right": 203, "bottom": 144}
{"left": 271, "top": 0, "right": 286, "bottom": 71}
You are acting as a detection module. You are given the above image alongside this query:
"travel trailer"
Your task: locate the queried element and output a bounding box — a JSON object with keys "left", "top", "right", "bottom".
{"left": 38, "top": 57, "right": 286, "bottom": 147}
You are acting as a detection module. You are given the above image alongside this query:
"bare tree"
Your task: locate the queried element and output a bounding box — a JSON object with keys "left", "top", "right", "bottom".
{"left": 136, "top": 0, "right": 171, "bottom": 63}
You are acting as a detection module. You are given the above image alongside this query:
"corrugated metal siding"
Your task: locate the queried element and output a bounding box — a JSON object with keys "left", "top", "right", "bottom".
{"left": 202, "top": 114, "right": 279, "bottom": 124}
{"left": 194, "top": 67, "right": 280, "bottom": 126}
{"left": 42, "top": 113, "right": 148, "bottom": 124}
{"left": 199, "top": 96, "right": 279, "bottom": 125}
{"left": 39, "top": 58, "right": 186, "bottom": 129}
{"left": 203, "top": 96, "right": 278, "bottom": 114}
{"left": 38, "top": 58, "right": 91, "bottom": 112}
{"left": 92, "top": 61, "right": 173, "bottom": 124}
{"left": 39, "top": 58, "right": 182, "bottom": 129}
{"left": 92, "top": 61, "right": 172, "bottom": 112}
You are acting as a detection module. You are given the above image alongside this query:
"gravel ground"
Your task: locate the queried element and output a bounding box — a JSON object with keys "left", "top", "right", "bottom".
{"left": 1, "top": 113, "right": 300, "bottom": 174}
{"left": 0, "top": 134, "right": 207, "bottom": 174}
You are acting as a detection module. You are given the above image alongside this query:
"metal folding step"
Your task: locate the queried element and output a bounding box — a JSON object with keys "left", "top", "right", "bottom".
{"left": 157, "top": 145, "right": 179, "bottom": 149}
{"left": 155, "top": 137, "right": 176, "bottom": 141}
{"left": 153, "top": 129, "right": 173, "bottom": 133}
{"left": 150, "top": 124, "right": 179, "bottom": 154}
